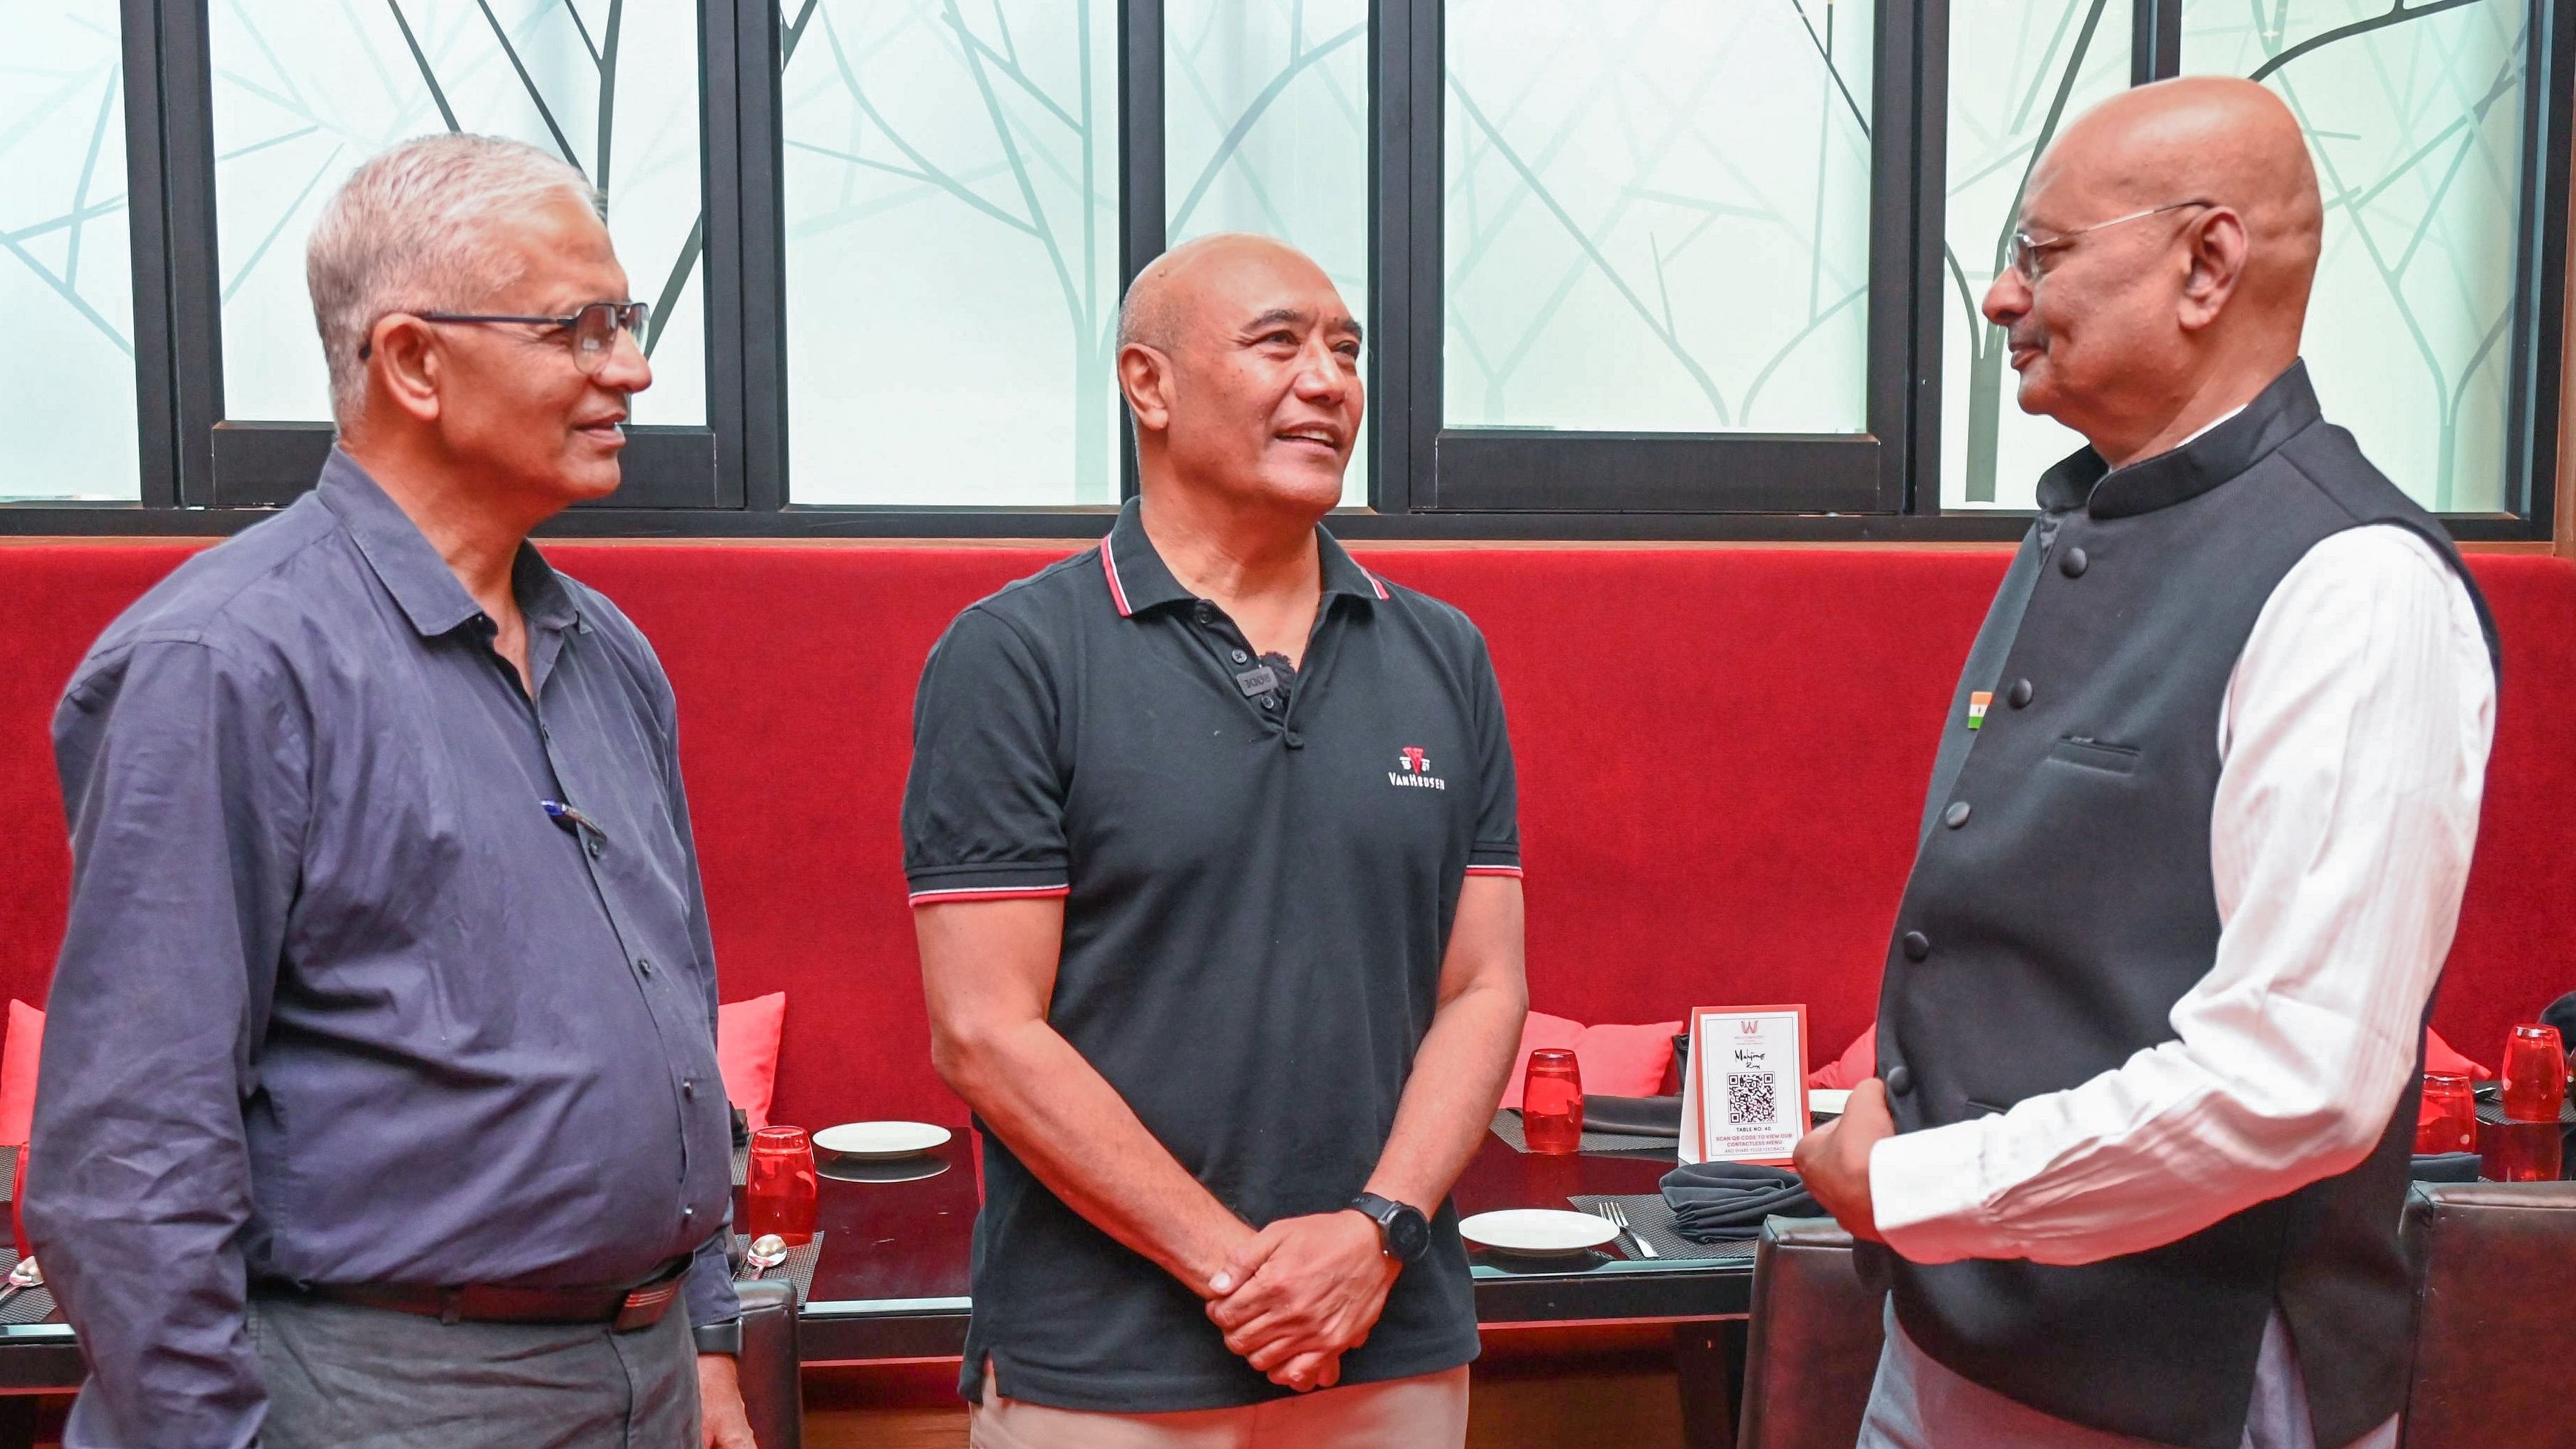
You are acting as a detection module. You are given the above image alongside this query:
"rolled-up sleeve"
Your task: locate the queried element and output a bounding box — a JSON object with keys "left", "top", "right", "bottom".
{"left": 34, "top": 638, "right": 308, "bottom": 1449}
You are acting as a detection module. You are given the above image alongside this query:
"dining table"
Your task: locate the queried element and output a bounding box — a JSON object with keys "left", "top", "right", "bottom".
{"left": 0, "top": 1125, "right": 1762, "bottom": 1448}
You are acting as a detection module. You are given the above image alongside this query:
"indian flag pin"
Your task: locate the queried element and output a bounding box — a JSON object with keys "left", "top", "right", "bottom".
{"left": 1967, "top": 691, "right": 1993, "bottom": 730}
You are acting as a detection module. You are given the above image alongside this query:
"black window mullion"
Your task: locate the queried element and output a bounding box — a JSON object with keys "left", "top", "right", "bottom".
{"left": 156, "top": 0, "right": 223, "bottom": 509}
{"left": 701, "top": 0, "right": 752, "bottom": 511}
{"left": 1117, "top": 0, "right": 1166, "bottom": 506}
{"left": 734, "top": 0, "right": 790, "bottom": 514}
{"left": 1371, "top": 0, "right": 1438, "bottom": 517}
{"left": 119, "top": 0, "right": 180, "bottom": 509}
{"left": 1906, "top": 0, "right": 1953, "bottom": 516}
{"left": 2134, "top": 0, "right": 2183, "bottom": 83}
{"left": 2504, "top": 0, "right": 2570, "bottom": 532}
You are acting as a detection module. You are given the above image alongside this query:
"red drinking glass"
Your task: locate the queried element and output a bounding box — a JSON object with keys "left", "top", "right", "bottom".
{"left": 1522, "top": 1048, "right": 1584, "bottom": 1155}
{"left": 2479, "top": 1118, "right": 2565, "bottom": 1183}
{"left": 2415, "top": 1072, "right": 2478, "bottom": 1155}
{"left": 742, "top": 1125, "right": 819, "bottom": 1246}
{"left": 2499, "top": 1024, "right": 2569, "bottom": 1122}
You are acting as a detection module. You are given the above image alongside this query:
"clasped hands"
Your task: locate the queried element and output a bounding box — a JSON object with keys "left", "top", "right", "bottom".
{"left": 1202, "top": 1209, "right": 1399, "bottom": 1394}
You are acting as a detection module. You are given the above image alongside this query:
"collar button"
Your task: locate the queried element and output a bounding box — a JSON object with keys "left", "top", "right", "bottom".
{"left": 2060, "top": 547, "right": 2090, "bottom": 579}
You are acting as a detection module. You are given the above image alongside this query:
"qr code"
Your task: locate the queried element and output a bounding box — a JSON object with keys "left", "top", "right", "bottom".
{"left": 1726, "top": 1073, "right": 1777, "bottom": 1126}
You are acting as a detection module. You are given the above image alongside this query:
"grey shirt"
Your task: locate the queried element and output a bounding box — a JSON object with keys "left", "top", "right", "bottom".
{"left": 31, "top": 450, "right": 736, "bottom": 1449}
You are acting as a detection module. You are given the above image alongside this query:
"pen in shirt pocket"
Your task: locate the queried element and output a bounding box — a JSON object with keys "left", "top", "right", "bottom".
{"left": 541, "top": 799, "right": 613, "bottom": 849}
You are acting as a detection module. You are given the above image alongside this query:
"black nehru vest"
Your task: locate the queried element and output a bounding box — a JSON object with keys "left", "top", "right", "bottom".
{"left": 1875, "top": 362, "right": 2498, "bottom": 1449}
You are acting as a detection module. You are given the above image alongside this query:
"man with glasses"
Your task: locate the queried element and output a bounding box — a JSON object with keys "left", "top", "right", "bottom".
{"left": 1793, "top": 79, "right": 2497, "bottom": 1448}
{"left": 30, "top": 135, "right": 757, "bottom": 1448}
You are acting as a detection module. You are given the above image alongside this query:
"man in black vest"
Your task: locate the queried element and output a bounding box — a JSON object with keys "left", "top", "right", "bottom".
{"left": 1794, "top": 78, "right": 2498, "bottom": 1449}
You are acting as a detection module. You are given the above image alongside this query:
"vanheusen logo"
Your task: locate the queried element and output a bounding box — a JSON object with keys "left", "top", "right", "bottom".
{"left": 1389, "top": 746, "right": 1447, "bottom": 790}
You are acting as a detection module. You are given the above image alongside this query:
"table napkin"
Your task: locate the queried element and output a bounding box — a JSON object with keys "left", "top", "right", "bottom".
{"left": 1660, "top": 1161, "right": 1825, "bottom": 1243}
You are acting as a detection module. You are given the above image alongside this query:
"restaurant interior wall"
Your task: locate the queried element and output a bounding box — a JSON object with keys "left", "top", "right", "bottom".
{"left": 0, "top": 0, "right": 2568, "bottom": 542}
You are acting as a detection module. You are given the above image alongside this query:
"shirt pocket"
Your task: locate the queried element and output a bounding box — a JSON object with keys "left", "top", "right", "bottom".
{"left": 2046, "top": 736, "right": 2142, "bottom": 776}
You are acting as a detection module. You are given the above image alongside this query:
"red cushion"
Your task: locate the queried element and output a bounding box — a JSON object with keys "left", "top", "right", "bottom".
{"left": 1500, "top": 1012, "right": 1679, "bottom": 1107}
{"left": 717, "top": 992, "right": 786, "bottom": 1130}
{"left": 0, "top": 1001, "right": 39, "bottom": 1147}
{"left": 1810, "top": 1024, "right": 1877, "bottom": 1090}
{"left": 4, "top": 543, "right": 2572, "bottom": 1133}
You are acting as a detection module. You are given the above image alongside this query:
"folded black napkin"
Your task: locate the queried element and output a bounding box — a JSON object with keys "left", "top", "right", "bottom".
{"left": 1660, "top": 1161, "right": 1827, "bottom": 1243}
{"left": 1583, "top": 1094, "right": 1683, "bottom": 1138}
{"left": 2408, "top": 1152, "right": 2482, "bottom": 1183}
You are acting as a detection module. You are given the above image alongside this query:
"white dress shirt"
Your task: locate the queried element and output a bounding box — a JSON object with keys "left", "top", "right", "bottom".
{"left": 1869, "top": 521, "right": 2496, "bottom": 1265}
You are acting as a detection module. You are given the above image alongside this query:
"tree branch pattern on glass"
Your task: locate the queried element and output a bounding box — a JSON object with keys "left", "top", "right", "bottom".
{"left": 1443, "top": 1, "right": 1875, "bottom": 437}
{"left": 779, "top": 0, "right": 1121, "bottom": 506}
{"left": 2187, "top": 0, "right": 2526, "bottom": 514}
{"left": 1166, "top": 0, "right": 1370, "bottom": 506}
{"left": 2, "top": 5, "right": 141, "bottom": 500}
{"left": 207, "top": 1, "right": 706, "bottom": 424}
{"left": 1945, "top": 0, "right": 2526, "bottom": 511}
{"left": 1941, "top": 0, "right": 2132, "bottom": 509}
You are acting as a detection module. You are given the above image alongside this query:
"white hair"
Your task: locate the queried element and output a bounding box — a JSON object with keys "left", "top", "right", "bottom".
{"left": 306, "top": 133, "right": 600, "bottom": 425}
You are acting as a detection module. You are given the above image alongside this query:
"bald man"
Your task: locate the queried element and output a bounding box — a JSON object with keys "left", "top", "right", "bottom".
{"left": 906, "top": 234, "right": 1526, "bottom": 1445}
{"left": 1793, "top": 80, "right": 2497, "bottom": 1449}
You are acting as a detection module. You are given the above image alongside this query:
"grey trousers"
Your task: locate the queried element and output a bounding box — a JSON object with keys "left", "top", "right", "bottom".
{"left": 248, "top": 1291, "right": 699, "bottom": 1449}
{"left": 1857, "top": 1298, "right": 2398, "bottom": 1449}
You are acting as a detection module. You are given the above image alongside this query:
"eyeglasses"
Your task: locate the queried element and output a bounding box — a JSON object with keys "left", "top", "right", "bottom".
{"left": 2008, "top": 200, "right": 2217, "bottom": 285}
{"left": 360, "top": 300, "right": 649, "bottom": 374}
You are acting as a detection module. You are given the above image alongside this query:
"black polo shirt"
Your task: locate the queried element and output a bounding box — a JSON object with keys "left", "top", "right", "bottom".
{"left": 902, "top": 499, "right": 1521, "bottom": 1412}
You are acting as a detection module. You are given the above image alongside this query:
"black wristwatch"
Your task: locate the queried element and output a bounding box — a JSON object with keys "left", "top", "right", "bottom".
{"left": 1348, "top": 1193, "right": 1432, "bottom": 1264}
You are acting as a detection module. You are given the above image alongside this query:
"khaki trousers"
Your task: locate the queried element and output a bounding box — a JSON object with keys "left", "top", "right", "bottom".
{"left": 969, "top": 1366, "right": 1469, "bottom": 1449}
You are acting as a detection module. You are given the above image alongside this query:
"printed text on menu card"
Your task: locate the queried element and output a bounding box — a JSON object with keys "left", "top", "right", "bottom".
{"left": 1683, "top": 1005, "right": 1812, "bottom": 1167}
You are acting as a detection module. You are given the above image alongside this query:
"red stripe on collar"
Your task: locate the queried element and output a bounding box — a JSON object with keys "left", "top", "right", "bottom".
{"left": 1099, "top": 539, "right": 1133, "bottom": 617}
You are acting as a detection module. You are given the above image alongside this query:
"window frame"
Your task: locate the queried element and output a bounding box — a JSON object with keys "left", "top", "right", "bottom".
{"left": 3, "top": 0, "right": 2563, "bottom": 542}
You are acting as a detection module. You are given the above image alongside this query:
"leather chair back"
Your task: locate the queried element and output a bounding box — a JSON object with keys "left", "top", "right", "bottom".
{"left": 735, "top": 1277, "right": 804, "bottom": 1449}
{"left": 2398, "top": 1180, "right": 2576, "bottom": 1449}
{"left": 1736, "top": 1217, "right": 1887, "bottom": 1449}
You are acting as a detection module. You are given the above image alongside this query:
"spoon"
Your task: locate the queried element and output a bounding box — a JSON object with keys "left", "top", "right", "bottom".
{"left": 0, "top": 1257, "right": 42, "bottom": 1312}
{"left": 743, "top": 1234, "right": 788, "bottom": 1280}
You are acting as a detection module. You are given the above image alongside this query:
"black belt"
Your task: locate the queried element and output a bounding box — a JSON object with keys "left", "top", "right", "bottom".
{"left": 268, "top": 1255, "right": 691, "bottom": 1333}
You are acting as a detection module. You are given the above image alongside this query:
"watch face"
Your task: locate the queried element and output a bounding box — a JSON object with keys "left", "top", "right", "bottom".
{"left": 1388, "top": 1205, "right": 1432, "bottom": 1262}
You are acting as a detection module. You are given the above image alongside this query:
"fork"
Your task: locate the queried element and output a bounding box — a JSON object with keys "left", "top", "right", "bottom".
{"left": 1595, "top": 1200, "right": 1657, "bottom": 1259}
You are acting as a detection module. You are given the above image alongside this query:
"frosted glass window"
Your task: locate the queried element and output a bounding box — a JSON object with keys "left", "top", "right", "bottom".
{"left": 1443, "top": 0, "right": 1874, "bottom": 435}
{"left": 1166, "top": 0, "right": 1369, "bottom": 507}
{"left": 781, "top": 1, "right": 1120, "bottom": 506}
{"left": 208, "top": 2, "right": 707, "bottom": 425}
{"left": 2185, "top": 0, "right": 2527, "bottom": 512}
{"left": 2, "top": 4, "right": 139, "bottom": 502}
{"left": 1939, "top": 0, "right": 2131, "bottom": 510}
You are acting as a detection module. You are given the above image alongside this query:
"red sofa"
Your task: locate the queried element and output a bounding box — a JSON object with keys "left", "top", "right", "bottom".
{"left": 4, "top": 540, "right": 2572, "bottom": 1129}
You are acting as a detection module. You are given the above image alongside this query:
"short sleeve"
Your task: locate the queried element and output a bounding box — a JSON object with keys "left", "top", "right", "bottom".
{"left": 1463, "top": 630, "right": 1522, "bottom": 878}
{"left": 900, "top": 606, "right": 1072, "bottom": 904}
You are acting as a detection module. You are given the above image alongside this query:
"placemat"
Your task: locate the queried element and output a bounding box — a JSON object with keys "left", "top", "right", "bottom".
{"left": 731, "top": 1143, "right": 749, "bottom": 1186}
{"left": 1489, "top": 1109, "right": 1678, "bottom": 1160}
{"left": 0, "top": 1257, "right": 54, "bottom": 1326}
{"left": 1567, "top": 1193, "right": 1764, "bottom": 1264}
{"left": 731, "top": 1232, "right": 824, "bottom": 1307}
{"left": 2475, "top": 1095, "right": 2575, "bottom": 1126}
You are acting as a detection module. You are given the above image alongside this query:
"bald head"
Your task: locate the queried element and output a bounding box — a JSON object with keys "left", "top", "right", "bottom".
{"left": 2033, "top": 77, "right": 2322, "bottom": 315}
{"left": 1114, "top": 232, "right": 1363, "bottom": 516}
{"left": 1987, "top": 78, "right": 2325, "bottom": 464}
{"left": 1117, "top": 232, "right": 1353, "bottom": 354}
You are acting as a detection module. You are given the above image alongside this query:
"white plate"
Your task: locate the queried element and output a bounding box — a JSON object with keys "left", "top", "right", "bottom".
{"left": 1809, "top": 1088, "right": 1852, "bottom": 1117}
{"left": 1459, "top": 1209, "right": 1621, "bottom": 1258}
{"left": 811, "top": 1121, "right": 952, "bottom": 1161}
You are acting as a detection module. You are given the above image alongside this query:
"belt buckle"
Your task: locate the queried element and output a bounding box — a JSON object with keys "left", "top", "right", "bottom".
{"left": 611, "top": 1279, "right": 680, "bottom": 1334}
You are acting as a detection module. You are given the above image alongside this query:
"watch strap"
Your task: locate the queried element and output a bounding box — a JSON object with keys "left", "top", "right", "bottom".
{"left": 692, "top": 1317, "right": 743, "bottom": 1356}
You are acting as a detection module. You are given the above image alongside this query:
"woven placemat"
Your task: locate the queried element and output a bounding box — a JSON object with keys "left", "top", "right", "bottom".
{"left": 0, "top": 1256, "right": 54, "bottom": 1326}
{"left": 731, "top": 1143, "right": 749, "bottom": 1186}
{"left": 1489, "top": 1109, "right": 1678, "bottom": 1160}
{"left": 1567, "top": 1193, "right": 1765, "bottom": 1263}
{"left": 731, "top": 1232, "right": 824, "bottom": 1306}
{"left": 2475, "top": 1095, "right": 2575, "bottom": 1126}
